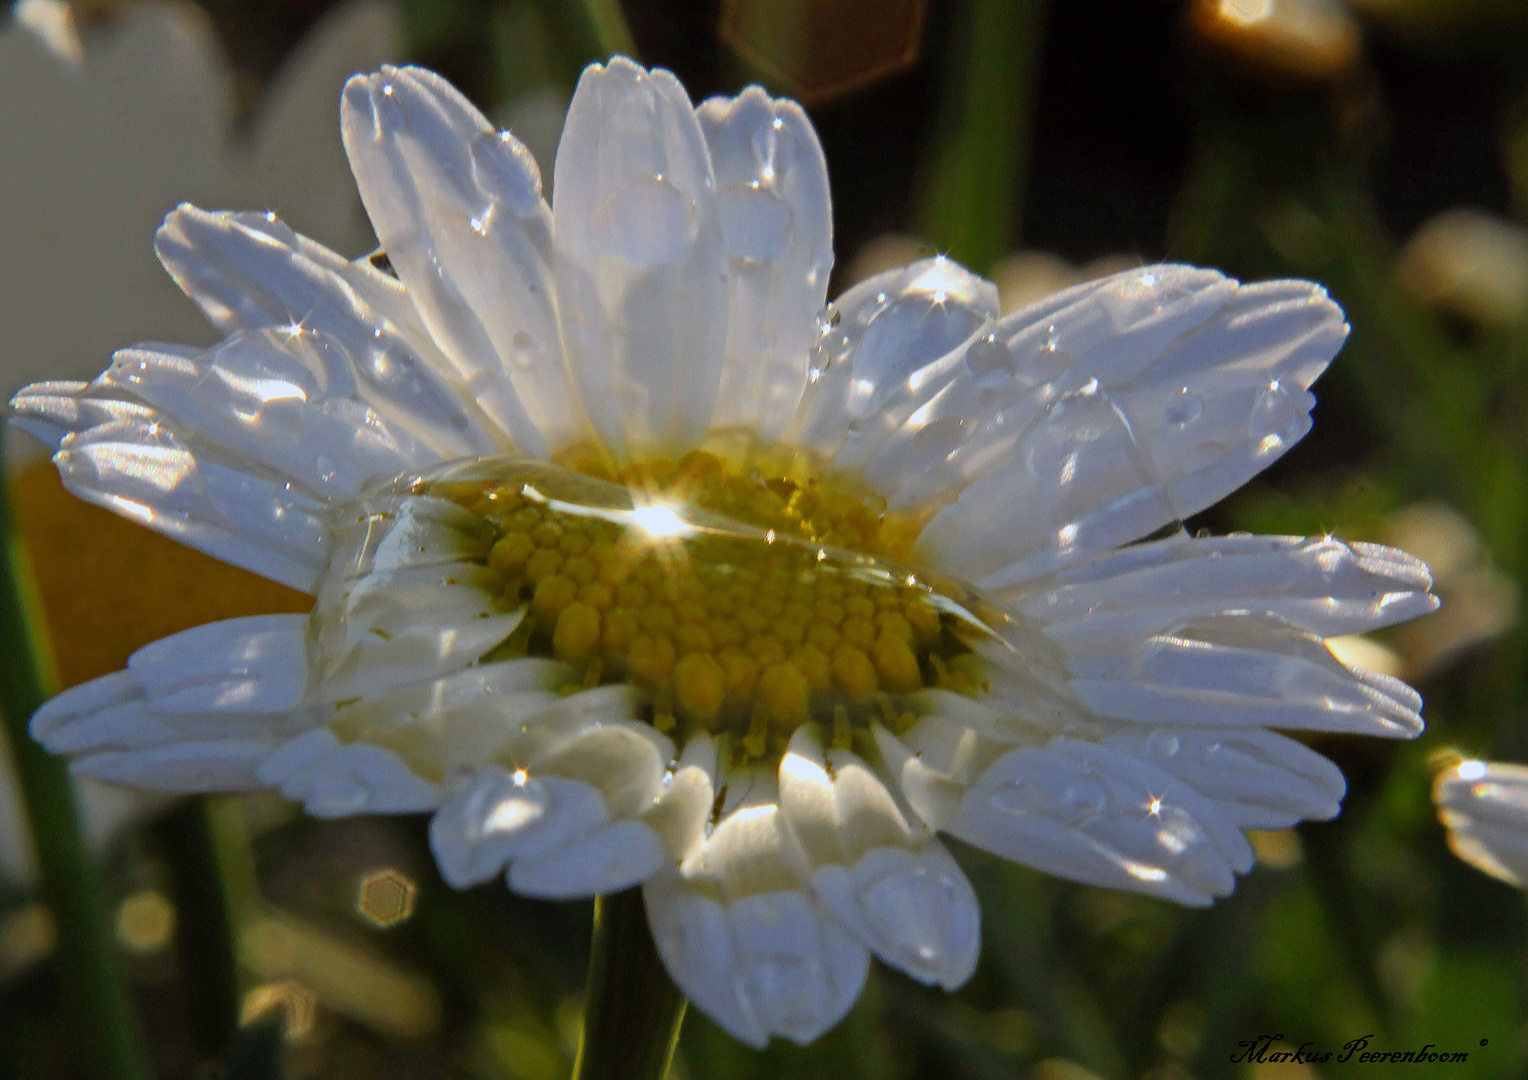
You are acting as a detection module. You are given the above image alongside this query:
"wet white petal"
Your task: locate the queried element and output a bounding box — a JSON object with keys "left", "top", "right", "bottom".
{"left": 1066, "top": 611, "right": 1424, "bottom": 738}
{"left": 341, "top": 67, "right": 586, "bottom": 455}
{"left": 910, "top": 269, "right": 1347, "bottom": 583}
{"left": 950, "top": 737, "right": 1250, "bottom": 905}
{"left": 53, "top": 417, "right": 331, "bottom": 592}
{"left": 697, "top": 86, "right": 832, "bottom": 439}
{"left": 1100, "top": 726, "right": 1345, "bottom": 829}
{"left": 154, "top": 205, "right": 504, "bottom": 459}
{"left": 644, "top": 871, "right": 869, "bottom": 1047}
{"left": 508, "top": 819, "right": 668, "bottom": 897}
{"left": 553, "top": 57, "right": 727, "bottom": 456}
{"left": 1010, "top": 533, "right": 1438, "bottom": 640}
{"left": 430, "top": 767, "right": 608, "bottom": 886}
{"left": 790, "top": 257, "right": 999, "bottom": 461}
{"left": 643, "top": 737, "right": 717, "bottom": 863}
{"left": 811, "top": 840, "right": 979, "bottom": 989}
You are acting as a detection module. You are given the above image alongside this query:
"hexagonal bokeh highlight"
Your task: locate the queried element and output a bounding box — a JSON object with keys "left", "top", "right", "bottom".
{"left": 719, "top": 0, "right": 928, "bottom": 105}
{"left": 355, "top": 868, "right": 417, "bottom": 929}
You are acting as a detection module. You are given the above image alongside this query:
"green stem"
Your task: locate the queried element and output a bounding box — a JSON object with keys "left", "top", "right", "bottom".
{"left": 0, "top": 456, "right": 148, "bottom": 1080}
{"left": 572, "top": 888, "right": 687, "bottom": 1080}
{"left": 153, "top": 799, "right": 241, "bottom": 1056}
{"left": 916, "top": 0, "right": 1049, "bottom": 273}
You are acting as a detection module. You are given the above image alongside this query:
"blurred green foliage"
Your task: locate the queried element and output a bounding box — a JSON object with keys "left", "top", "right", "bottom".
{"left": 4, "top": 1, "right": 1528, "bottom": 1079}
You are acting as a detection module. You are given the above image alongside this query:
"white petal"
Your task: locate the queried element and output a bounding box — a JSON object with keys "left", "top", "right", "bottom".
{"left": 642, "top": 739, "right": 717, "bottom": 863}
{"left": 1012, "top": 532, "right": 1439, "bottom": 640}
{"left": 508, "top": 819, "right": 668, "bottom": 897}
{"left": 1066, "top": 611, "right": 1424, "bottom": 738}
{"left": 154, "top": 205, "right": 503, "bottom": 459}
{"left": 98, "top": 332, "right": 429, "bottom": 499}
{"left": 811, "top": 840, "right": 979, "bottom": 989}
{"left": 321, "top": 490, "right": 494, "bottom": 583}
{"left": 1434, "top": 760, "right": 1528, "bottom": 887}
{"left": 871, "top": 724, "right": 966, "bottom": 832}
{"left": 429, "top": 767, "right": 609, "bottom": 887}
{"left": 643, "top": 871, "right": 767, "bottom": 1047}
{"left": 950, "top": 738, "right": 1251, "bottom": 906}
{"left": 260, "top": 729, "right": 442, "bottom": 816}
{"left": 8, "top": 379, "right": 156, "bottom": 450}
{"left": 643, "top": 872, "right": 869, "bottom": 1047}
{"left": 789, "top": 257, "right": 998, "bottom": 461}
{"left": 53, "top": 418, "right": 330, "bottom": 592}
{"left": 552, "top": 57, "right": 727, "bottom": 456}
{"left": 31, "top": 670, "right": 139, "bottom": 742}
{"left": 327, "top": 660, "right": 567, "bottom": 774}
{"left": 725, "top": 890, "right": 868, "bottom": 1045}
{"left": 1100, "top": 726, "right": 1345, "bottom": 830}
{"left": 683, "top": 799, "right": 802, "bottom": 898}
{"left": 73, "top": 740, "right": 277, "bottom": 792}
{"left": 42, "top": 698, "right": 312, "bottom": 755}
{"left": 341, "top": 67, "right": 585, "bottom": 455}
{"left": 910, "top": 268, "right": 1347, "bottom": 583}
{"left": 697, "top": 86, "right": 832, "bottom": 439}
{"left": 529, "top": 719, "right": 671, "bottom": 819}
{"left": 126, "top": 614, "right": 308, "bottom": 714}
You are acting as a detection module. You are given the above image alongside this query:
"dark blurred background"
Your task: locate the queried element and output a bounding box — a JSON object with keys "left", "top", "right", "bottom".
{"left": 2, "top": 0, "right": 1527, "bottom": 1078}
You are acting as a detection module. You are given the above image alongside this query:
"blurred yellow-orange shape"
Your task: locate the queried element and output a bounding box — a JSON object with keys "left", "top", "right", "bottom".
{"left": 9, "top": 457, "right": 309, "bottom": 689}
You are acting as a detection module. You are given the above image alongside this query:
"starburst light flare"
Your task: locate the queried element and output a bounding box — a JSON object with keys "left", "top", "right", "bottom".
{"left": 10, "top": 57, "right": 1440, "bottom": 1048}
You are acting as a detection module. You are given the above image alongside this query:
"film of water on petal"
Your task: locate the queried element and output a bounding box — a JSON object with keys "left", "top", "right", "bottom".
{"left": 317, "top": 450, "right": 1021, "bottom": 767}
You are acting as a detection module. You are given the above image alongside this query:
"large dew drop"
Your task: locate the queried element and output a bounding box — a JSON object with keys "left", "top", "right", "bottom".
{"left": 590, "top": 177, "right": 700, "bottom": 265}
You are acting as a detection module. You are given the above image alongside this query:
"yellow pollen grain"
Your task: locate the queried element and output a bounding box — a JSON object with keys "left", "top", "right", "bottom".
{"left": 553, "top": 602, "right": 601, "bottom": 663}
{"left": 790, "top": 644, "right": 831, "bottom": 689}
{"left": 532, "top": 575, "right": 578, "bottom": 618}
{"left": 523, "top": 547, "right": 564, "bottom": 582}
{"left": 759, "top": 663, "right": 809, "bottom": 723}
{"left": 488, "top": 532, "right": 535, "bottom": 573}
{"left": 602, "top": 608, "right": 641, "bottom": 652}
{"left": 873, "top": 635, "right": 923, "bottom": 692}
{"left": 673, "top": 652, "right": 725, "bottom": 720}
{"left": 627, "top": 633, "right": 676, "bottom": 687}
{"left": 839, "top": 616, "right": 876, "bottom": 651}
{"left": 831, "top": 645, "right": 879, "bottom": 695}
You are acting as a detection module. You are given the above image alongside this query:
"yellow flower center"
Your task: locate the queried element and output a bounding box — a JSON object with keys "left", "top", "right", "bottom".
{"left": 428, "top": 445, "right": 1002, "bottom": 764}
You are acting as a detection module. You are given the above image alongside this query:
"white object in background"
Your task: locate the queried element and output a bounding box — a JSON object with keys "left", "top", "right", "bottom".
{"left": 0, "top": 0, "right": 404, "bottom": 416}
{"left": 0, "top": 0, "right": 403, "bottom": 887}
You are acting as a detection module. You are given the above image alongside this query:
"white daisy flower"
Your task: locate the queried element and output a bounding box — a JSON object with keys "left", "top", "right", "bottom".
{"left": 1434, "top": 759, "right": 1528, "bottom": 888}
{"left": 10, "top": 58, "right": 1439, "bottom": 1048}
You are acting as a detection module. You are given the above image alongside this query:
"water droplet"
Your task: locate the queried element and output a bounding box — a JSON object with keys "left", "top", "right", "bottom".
{"left": 751, "top": 115, "right": 796, "bottom": 175}
{"left": 1162, "top": 389, "right": 1203, "bottom": 428}
{"left": 1145, "top": 730, "right": 1181, "bottom": 760}
{"left": 990, "top": 779, "right": 1048, "bottom": 816}
{"left": 1249, "top": 379, "right": 1303, "bottom": 457}
{"left": 963, "top": 334, "right": 1013, "bottom": 389}
{"left": 741, "top": 954, "right": 824, "bottom": 1033}
{"left": 510, "top": 330, "right": 542, "bottom": 371}
{"left": 590, "top": 177, "right": 699, "bottom": 265}
{"left": 470, "top": 131, "right": 543, "bottom": 216}
{"left": 307, "top": 772, "right": 369, "bottom": 816}
{"left": 903, "top": 417, "right": 966, "bottom": 472}
{"left": 1060, "top": 778, "right": 1109, "bottom": 825}
{"left": 716, "top": 182, "right": 793, "bottom": 263}
{"left": 860, "top": 866, "right": 961, "bottom": 967}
